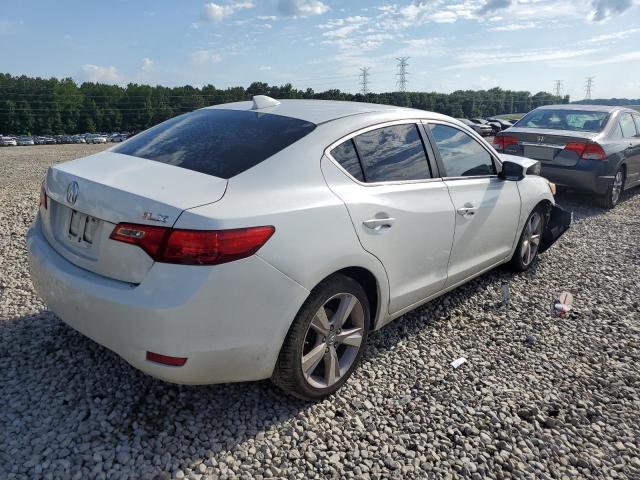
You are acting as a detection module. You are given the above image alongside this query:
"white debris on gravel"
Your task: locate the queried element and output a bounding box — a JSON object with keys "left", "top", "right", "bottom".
{"left": 1, "top": 144, "right": 640, "bottom": 479}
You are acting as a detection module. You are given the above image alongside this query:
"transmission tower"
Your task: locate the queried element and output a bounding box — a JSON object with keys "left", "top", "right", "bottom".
{"left": 396, "top": 57, "right": 409, "bottom": 92}
{"left": 584, "top": 77, "right": 595, "bottom": 100}
{"left": 359, "top": 67, "right": 370, "bottom": 95}
{"left": 553, "top": 80, "right": 563, "bottom": 97}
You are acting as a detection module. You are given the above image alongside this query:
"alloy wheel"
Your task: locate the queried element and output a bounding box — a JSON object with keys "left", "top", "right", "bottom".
{"left": 520, "top": 211, "right": 542, "bottom": 267}
{"left": 611, "top": 170, "right": 623, "bottom": 205}
{"left": 301, "top": 293, "right": 365, "bottom": 389}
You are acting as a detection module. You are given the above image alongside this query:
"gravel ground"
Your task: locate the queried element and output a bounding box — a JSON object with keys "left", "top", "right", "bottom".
{"left": 1, "top": 144, "right": 639, "bottom": 480}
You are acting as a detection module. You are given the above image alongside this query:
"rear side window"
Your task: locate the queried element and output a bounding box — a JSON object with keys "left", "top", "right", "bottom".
{"left": 429, "top": 124, "right": 495, "bottom": 177}
{"left": 330, "top": 139, "right": 365, "bottom": 181}
{"left": 113, "top": 109, "right": 316, "bottom": 179}
{"left": 620, "top": 113, "right": 638, "bottom": 138}
{"left": 353, "top": 124, "right": 431, "bottom": 183}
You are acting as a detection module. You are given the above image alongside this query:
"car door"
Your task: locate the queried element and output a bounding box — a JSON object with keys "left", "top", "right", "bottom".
{"left": 622, "top": 112, "right": 640, "bottom": 187}
{"left": 424, "top": 121, "right": 521, "bottom": 288}
{"left": 321, "top": 121, "right": 456, "bottom": 314}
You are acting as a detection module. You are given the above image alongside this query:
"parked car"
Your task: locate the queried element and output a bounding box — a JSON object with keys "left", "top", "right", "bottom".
{"left": 109, "top": 134, "right": 127, "bottom": 143}
{"left": 457, "top": 118, "right": 493, "bottom": 136}
{"left": 28, "top": 97, "right": 570, "bottom": 400}
{"left": 487, "top": 118, "right": 514, "bottom": 131}
{"left": 72, "top": 135, "right": 86, "bottom": 144}
{"left": 90, "top": 135, "right": 108, "bottom": 144}
{"left": 1, "top": 136, "right": 17, "bottom": 146}
{"left": 472, "top": 118, "right": 500, "bottom": 135}
{"left": 493, "top": 104, "right": 640, "bottom": 208}
{"left": 17, "top": 136, "right": 35, "bottom": 146}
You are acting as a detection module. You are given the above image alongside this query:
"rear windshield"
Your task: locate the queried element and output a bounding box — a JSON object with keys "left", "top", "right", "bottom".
{"left": 113, "top": 109, "right": 316, "bottom": 179}
{"left": 516, "top": 109, "right": 608, "bottom": 132}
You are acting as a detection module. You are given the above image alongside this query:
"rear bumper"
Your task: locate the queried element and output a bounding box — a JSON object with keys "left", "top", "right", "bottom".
{"left": 539, "top": 204, "right": 572, "bottom": 254}
{"left": 540, "top": 161, "right": 612, "bottom": 195}
{"left": 27, "top": 217, "right": 309, "bottom": 385}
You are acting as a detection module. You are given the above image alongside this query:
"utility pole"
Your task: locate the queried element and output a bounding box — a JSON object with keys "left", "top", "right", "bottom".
{"left": 585, "top": 77, "right": 595, "bottom": 100}
{"left": 396, "top": 57, "right": 409, "bottom": 92}
{"left": 359, "top": 67, "right": 370, "bottom": 95}
{"left": 553, "top": 80, "right": 563, "bottom": 97}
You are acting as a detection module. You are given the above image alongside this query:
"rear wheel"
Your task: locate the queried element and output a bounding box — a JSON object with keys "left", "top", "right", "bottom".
{"left": 598, "top": 167, "right": 624, "bottom": 209}
{"left": 272, "top": 274, "right": 370, "bottom": 401}
{"left": 509, "top": 207, "right": 545, "bottom": 272}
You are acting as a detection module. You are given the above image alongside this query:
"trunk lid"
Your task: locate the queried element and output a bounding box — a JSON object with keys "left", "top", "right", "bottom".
{"left": 42, "top": 151, "right": 227, "bottom": 283}
{"left": 501, "top": 127, "right": 599, "bottom": 167}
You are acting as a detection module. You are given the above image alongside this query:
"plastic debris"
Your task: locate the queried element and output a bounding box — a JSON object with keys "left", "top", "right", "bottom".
{"left": 501, "top": 281, "right": 511, "bottom": 306}
{"left": 553, "top": 291, "right": 574, "bottom": 317}
{"left": 450, "top": 357, "right": 467, "bottom": 369}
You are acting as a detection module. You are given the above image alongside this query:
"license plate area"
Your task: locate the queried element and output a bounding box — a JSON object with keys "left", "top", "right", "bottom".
{"left": 523, "top": 145, "right": 557, "bottom": 162}
{"left": 68, "top": 210, "right": 101, "bottom": 247}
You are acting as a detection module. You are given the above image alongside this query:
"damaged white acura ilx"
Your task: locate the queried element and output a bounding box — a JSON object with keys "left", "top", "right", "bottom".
{"left": 27, "top": 97, "right": 571, "bottom": 400}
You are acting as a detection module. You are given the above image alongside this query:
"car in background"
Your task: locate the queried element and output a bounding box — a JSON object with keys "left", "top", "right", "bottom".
{"left": 88, "top": 135, "right": 108, "bottom": 144}
{"left": 71, "top": 135, "right": 86, "bottom": 144}
{"left": 17, "top": 136, "right": 35, "bottom": 146}
{"left": 28, "top": 97, "right": 570, "bottom": 400}
{"left": 486, "top": 118, "right": 513, "bottom": 131}
{"left": 1, "top": 136, "right": 18, "bottom": 146}
{"left": 472, "top": 118, "right": 500, "bottom": 136}
{"left": 457, "top": 118, "right": 492, "bottom": 136}
{"left": 493, "top": 104, "right": 640, "bottom": 208}
{"left": 109, "top": 133, "right": 128, "bottom": 143}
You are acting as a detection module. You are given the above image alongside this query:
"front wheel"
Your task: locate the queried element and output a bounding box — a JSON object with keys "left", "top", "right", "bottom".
{"left": 272, "top": 274, "right": 370, "bottom": 401}
{"left": 509, "top": 208, "right": 545, "bottom": 272}
{"left": 598, "top": 168, "right": 624, "bottom": 209}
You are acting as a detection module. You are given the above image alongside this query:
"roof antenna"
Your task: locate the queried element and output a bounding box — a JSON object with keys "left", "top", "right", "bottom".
{"left": 252, "top": 95, "right": 280, "bottom": 109}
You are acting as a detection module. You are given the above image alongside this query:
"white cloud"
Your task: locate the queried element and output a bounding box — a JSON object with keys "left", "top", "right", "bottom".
{"left": 259, "top": 65, "right": 272, "bottom": 71}
{"left": 576, "top": 28, "right": 640, "bottom": 45}
{"left": 487, "top": 21, "right": 539, "bottom": 31}
{"left": 141, "top": 57, "right": 154, "bottom": 72}
{"left": 446, "top": 47, "right": 601, "bottom": 69}
{"left": 560, "top": 50, "right": 640, "bottom": 66}
{"left": 190, "top": 49, "right": 223, "bottom": 64}
{"left": 79, "top": 64, "right": 119, "bottom": 83}
{"left": 201, "top": 1, "right": 254, "bottom": 22}
{"left": 278, "top": 0, "right": 329, "bottom": 17}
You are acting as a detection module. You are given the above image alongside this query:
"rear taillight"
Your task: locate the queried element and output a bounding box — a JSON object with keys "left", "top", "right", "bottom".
{"left": 493, "top": 135, "right": 518, "bottom": 151}
{"left": 109, "top": 223, "right": 275, "bottom": 265}
{"left": 563, "top": 142, "right": 606, "bottom": 161}
{"left": 39, "top": 183, "right": 48, "bottom": 210}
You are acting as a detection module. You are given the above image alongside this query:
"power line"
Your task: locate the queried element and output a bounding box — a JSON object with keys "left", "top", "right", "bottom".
{"left": 553, "top": 80, "right": 563, "bottom": 97}
{"left": 584, "top": 77, "right": 595, "bottom": 100}
{"left": 359, "top": 67, "right": 370, "bottom": 95}
{"left": 396, "top": 57, "right": 409, "bottom": 92}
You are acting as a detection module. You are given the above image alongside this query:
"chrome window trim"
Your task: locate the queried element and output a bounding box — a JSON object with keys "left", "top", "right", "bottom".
{"left": 324, "top": 118, "right": 444, "bottom": 187}
{"left": 422, "top": 119, "right": 502, "bottom": 181}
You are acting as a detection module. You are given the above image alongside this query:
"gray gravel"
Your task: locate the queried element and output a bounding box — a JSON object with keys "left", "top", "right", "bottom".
{"left": 1, "top": 144, "right": 639, "bottom": 479}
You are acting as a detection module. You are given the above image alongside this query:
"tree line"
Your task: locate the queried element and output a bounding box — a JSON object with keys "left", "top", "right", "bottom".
{"left": 0, "top": 73, "right": 570, "bottom": 135}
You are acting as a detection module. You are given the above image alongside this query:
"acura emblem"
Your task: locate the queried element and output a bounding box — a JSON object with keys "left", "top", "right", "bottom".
{"left": 537, "top": 135, "right": 544, "bottom": 142}
{"left": 66, "top": 181, "right": 79, "bottom": 205}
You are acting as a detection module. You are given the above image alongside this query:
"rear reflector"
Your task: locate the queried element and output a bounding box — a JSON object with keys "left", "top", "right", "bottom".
{"left": 493, "top": 135, "right": 518, "bottom": 151}
{"left": 110, "top": 223, "right": 275, "bottom": 265}
{"left": 146, "top": 351, "right": 187, "bottom": 366}
{"left": 563, "top": 142, "right": 606, "bottom": 160}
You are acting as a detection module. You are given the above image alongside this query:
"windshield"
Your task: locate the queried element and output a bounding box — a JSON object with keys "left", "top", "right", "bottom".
{"left": 517, "top": 109, "right": 608, "bottom": 132}
{"left": 113, "top": 109, "right": 316, "bottom": 179}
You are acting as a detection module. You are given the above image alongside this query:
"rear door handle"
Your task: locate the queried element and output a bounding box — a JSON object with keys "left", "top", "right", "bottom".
{"left": 363, "top": 217, "right": 396, "bottom": 230}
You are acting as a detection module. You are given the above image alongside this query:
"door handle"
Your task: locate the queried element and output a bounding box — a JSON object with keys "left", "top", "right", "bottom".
{"left": 363, "top": 217, "right": 396, "bottom": 230}
{"left": 456, "top": 205, "right": 477, "bottom": 217}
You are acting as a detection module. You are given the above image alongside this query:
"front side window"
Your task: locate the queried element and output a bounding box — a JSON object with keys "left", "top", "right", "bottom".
{"left": 330, "top": 139, "right": 365, "bottom": 181}
{"left": 353, "top": 124, "right": 431, "bottom": 183}
{"left": 429, "top": 124, "right": 495, "bottom": 177}
{"left": 620, "top": 113, "right": 638, "bottom": 138}
{"left": 113, "top": 109, "right": 316, "bottom": 179}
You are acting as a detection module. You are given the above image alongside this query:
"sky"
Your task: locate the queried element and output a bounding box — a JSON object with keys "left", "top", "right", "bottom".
{"left": 1, "top": 0, "right": 639, "bottom": 99}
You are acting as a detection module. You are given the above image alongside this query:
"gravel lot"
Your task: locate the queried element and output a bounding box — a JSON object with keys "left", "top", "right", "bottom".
{"left": 1, "top": 144, "right": 639, "bottom": 480}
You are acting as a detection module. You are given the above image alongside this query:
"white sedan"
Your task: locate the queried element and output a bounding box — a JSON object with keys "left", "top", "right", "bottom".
{"left": 27, "top": 97, "right": 570, "bottom": 400}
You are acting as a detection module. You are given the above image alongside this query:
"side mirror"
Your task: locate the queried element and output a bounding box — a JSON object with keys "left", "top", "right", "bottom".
{"left": 499, "top": 160, "right": 525, "bottom": 181}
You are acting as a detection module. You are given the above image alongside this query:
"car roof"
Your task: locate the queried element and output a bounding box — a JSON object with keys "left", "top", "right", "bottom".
{"left": 536, "top": 104, "right": 635, "bottom": 113}
{"left": 205, "top": 99, "right": 437, "bottom": 125}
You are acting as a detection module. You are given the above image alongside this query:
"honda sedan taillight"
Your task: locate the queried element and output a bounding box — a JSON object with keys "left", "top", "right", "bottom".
{"left": 110, "top": 223, "right": 275, "bottom": 265}
{"left": 493, "top": 135, "right": 518, "bottom": 151}
{"left": 563, "top": 142, "right": 606, "bottom": 160}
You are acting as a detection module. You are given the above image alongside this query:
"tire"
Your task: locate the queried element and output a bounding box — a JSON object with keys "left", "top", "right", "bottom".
{"left": 509, "top": 207, "right": 545, "bottom": 272}
{"left": 598, "top": 167, "right": 624, "bottom": 209}
{"left": 272, "top": 274, "right": 370, "bottom": 401}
